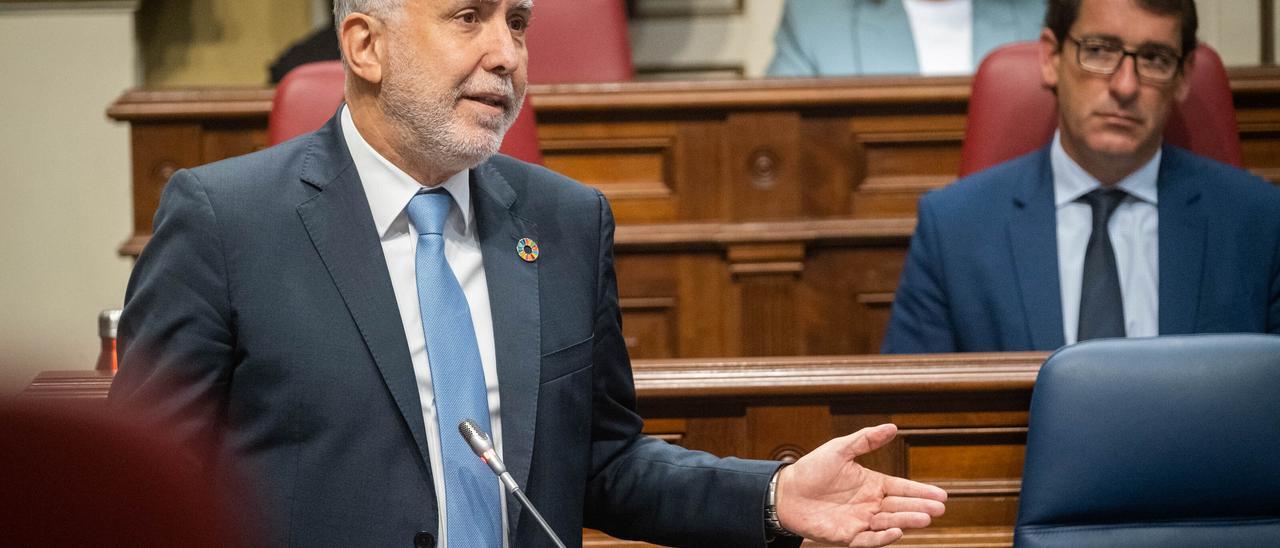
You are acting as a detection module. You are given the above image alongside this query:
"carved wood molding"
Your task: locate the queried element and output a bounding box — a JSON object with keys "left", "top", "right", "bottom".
{"left": 932, "top": 479, "right": 1023, "bottom": 496}
{"left": 105, "top": 67, "right": 1280, "bottom": 124}
{"left": 616, "top": 218, "right": 917, "bottom": 249}
{"left": 630, "top": 353, "right": 1047, "bottom": 398}
{"left": 121, "top": 217, "right": 918, "bottom": 258}
{"left": 24, "top": 353, "right": 1048, "bottom": 401}
{"left": 727, "top": 243, "right": 806, "bottom": 277}
{"left": 107, "top": 88, "right": 274, "bottom": 121}
{"left": 21, "top": 370, "right": 115, "bottom": 400}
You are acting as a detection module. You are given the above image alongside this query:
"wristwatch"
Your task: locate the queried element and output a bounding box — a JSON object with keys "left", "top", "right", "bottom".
{"left": 765, "top": 466, "right": 799, "bottom": 541}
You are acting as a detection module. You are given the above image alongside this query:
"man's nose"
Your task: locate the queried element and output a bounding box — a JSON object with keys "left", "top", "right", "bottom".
{"left": 1109, "top": 55, "right": 1140, "bottom": 102}
{"left": 480, "top": 22, "right": 522, "bottom": 75}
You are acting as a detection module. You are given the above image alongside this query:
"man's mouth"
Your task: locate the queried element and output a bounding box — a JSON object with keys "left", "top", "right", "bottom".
{"left": 462, "top": 92, "right": 509, "bottom": 111}
{"left": 1096, "top": 111, "right": 1142, "bottom": 126}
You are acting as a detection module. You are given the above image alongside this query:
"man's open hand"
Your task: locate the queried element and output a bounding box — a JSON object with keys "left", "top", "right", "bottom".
{"left": 776, "top": 424, "right": 948, "bottom": 547}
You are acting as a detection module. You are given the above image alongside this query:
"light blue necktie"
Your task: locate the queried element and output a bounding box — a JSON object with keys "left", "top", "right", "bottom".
{"left": 405, "top": 190, "right": 502, "bottom": 547}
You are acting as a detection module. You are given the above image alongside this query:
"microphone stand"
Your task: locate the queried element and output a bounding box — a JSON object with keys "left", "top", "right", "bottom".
{"left": 459, "top": 419, "right": 566, "bottom": 548}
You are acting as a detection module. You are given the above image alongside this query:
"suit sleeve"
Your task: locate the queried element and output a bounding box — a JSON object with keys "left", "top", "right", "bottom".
{"left": 765, "top": 0, "right": 817, "bottom": 77}
{"left": 882, "top": 194, "right": 958, "bottom": 353}
{"left": 108, "top": 169, "right": 235, "bottom": 457}
{"left": 581, "top": 192, "right": 794, "bottom": 548}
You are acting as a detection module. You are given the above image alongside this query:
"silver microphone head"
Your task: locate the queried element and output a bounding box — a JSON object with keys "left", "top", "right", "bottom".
{"left": 459, "top": 418, "right": 507, "bottom": 476}
{"left": 459, "top": 418, "right": 492, "bottom": 457}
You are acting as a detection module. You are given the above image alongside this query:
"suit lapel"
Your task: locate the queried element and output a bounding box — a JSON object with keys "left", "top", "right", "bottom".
{"left": 1009, "top": 149, "right": 1067, "bottom": 349}
{"left": 1156, "top": 147, "right": 1206, "bottom": 334}
{"left": 472, "top": 160, "right": 540, "bottom": 532}
{"left": 294, "top": 115, "right": 432, "bottom": 470}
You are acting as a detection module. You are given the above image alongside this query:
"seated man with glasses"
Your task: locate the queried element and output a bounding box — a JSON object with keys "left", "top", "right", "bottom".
{"left": 883, "top": 0, "right": 1280, "bottom": 353}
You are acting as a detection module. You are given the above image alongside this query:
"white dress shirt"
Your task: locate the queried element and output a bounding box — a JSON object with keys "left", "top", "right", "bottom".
{"left": 341, "top": 106, "right": 508, "bottom": 547}
{"left": 1052, "top": 132, "right": 1160, "bottom": 345}
{"left": 902, "top": 0, "right": 974, "bottom": 75}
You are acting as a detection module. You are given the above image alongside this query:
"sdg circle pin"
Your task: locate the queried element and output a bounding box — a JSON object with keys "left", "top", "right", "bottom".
{"left": 517, "top": 238, "right": 540, "bottom": 262}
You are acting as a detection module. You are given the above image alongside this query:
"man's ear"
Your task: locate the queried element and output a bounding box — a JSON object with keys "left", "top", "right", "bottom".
{"left": 1174, "top": 54, "right": 1196, "bottom": 102}
{"left": 339, "top": 13, "right": 386, "bottom": 85}
{"left": 1039, "top": 28, "right": 1061, "bottom": 90}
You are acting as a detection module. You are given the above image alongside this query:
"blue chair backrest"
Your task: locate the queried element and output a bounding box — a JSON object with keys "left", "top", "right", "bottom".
{"left": 1015, "top": 334, "right": 1280, "bottom": 547}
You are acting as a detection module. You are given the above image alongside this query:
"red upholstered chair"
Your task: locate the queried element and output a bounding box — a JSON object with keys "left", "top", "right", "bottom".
{"left": 959, "top": 41, "right": 1241, "bottom": 177}
{"left": 268, "top": 60, "right": 544, "bottom": 165}
{"left": 267, "top": 60, "right": 346, "bottom": 146}
{"left": 526, "top": 0, "right": 634, "bottom": 84}
{"left": 497, "top": 102, "right": 543, "bottom": 164}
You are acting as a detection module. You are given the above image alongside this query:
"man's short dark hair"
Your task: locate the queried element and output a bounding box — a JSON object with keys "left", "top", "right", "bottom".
{"left": 1045, "top": 0, "right": 1198, "bottom": 57}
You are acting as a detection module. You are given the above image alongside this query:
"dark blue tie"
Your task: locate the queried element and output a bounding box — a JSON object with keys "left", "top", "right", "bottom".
{"left": 1077, "top": 188, "right": 1127, "bottom": 341}
{"left": 405, "top": 190, "right": 502, "bottom": 546}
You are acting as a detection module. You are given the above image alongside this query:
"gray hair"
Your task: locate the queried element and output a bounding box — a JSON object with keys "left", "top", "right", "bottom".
{"left": 333, "top": 0, "right": 404, "bottom": 22}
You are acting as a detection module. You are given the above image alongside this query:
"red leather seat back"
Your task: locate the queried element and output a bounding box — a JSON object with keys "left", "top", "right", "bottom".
{"left": 1162, "top": 45, "right": 1241, "bottom": 166}
{"left": 268, "top": 61, "right": 544, "bottom": 165}
{"left": 526, "top": 0, "right": 634, "bottom": 84}
{"left": 268, "top": 60, "right": 346, "bottom": 147}
{"left": 959, "top": 41, "right": 1241, "bottom": 177}
{"left": 502, "top": 103, "right": 543, "bottom": 164}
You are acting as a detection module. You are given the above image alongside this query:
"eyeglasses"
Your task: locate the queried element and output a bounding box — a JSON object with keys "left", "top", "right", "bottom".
{"left": 1067, "top": 36, "right": 1184, "bottom": 83}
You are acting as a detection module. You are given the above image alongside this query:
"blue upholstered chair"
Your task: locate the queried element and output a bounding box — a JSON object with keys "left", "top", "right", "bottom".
{"left": 1015, "top": 334, "right": 1280, "bottom": 547}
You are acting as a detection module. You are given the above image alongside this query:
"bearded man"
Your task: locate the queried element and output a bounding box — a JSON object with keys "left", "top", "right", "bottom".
{"left": 110, "top": 1, "right": 946, "bottom": 547}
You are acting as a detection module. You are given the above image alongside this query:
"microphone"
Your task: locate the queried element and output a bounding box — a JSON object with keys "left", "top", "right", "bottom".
{"left": 459, "top": 419, "right": 566, "bottom": 548}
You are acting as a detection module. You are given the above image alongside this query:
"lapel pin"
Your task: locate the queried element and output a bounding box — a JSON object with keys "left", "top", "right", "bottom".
{"left": 516, "top": 238, "right": 540, "bottom": 262}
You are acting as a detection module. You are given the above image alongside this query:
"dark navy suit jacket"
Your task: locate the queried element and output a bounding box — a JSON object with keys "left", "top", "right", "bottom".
{"left": 109, "top": 115, "right": 787, "bottom": 547}
{"left": 884, "top": 144, "right": 1280, "bottom": 353}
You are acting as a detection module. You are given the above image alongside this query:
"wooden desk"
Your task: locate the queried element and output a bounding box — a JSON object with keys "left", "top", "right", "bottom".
{"left": 28, "top": 352, "right": 1046, "bottom": 547}
{"left": 106, "top": 73, "right": 1280, "bottom": 361}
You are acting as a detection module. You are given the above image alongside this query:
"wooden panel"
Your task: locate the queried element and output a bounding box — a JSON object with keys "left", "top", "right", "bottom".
{"left": 107, "top": 72, "right": 1280, "bottom": 359}
{"left": 747, "top": 405, "right": 831, "bottom": 462}
{"left": 540, "top": 128, "right": 680, "bottom": 223}
{"left": 851, "top": 113, "right": 967, "bottom": 219}
{"left": 615, "top": 254, "right": 688, "bottom": 359}
{"left": 28, "top": 352, "right": 1046, "bottom": 547}
{"left": 89, "top": 73, "right": 1280, "bottom": 546}
{"left": 129, "top": 123, "right": 201, "bottom": 236}
{"left": 799, "top": 116, "right": 858, "bottom": 218}
{"left": 639, "top": 417, "right": 688, "bottom": 445}
{"left": 1230, "top": 67, "right": 1280, "bottom": 185}
{"left": 1237, "top": 109, "right": 1280, "bottom": 183}
{"left": 201, "top": 121, "right": 267, "bottom": 164}
{"left": 722, "top": 111, "right": 803, "bottom": 221}
{"left": 904, "top": 428, "right": 1026, "bottom": 481}
{"left": 800, "top": 246, "right": 909, "bottom": 355}
{"left": 619, "top": 297, "right": 678, "bottom": 359}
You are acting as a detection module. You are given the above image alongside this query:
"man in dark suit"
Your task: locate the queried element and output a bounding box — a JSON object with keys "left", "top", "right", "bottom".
{"left": 110, "top": 0, "right": 946, "bottom": 546}
{"left": 884, "top": 0, "right": 1280, "bottom": 353}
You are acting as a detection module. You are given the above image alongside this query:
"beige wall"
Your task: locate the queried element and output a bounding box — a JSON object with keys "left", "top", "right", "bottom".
{"left": 0, "top": 2, "right": 138, "bottom": 394}
{"left": 1197, "top": 0, "right": 1262, "bottom": 66}
{"left": 138, "top": 0, "right": 316, "bottom": 86}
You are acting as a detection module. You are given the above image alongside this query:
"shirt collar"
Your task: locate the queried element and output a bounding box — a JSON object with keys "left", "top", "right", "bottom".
{"left": 340, "top": 105, "right": 472, "bottom": 237}
{"left": 1051, "top": 130, "right": 1160, "bottom": 208}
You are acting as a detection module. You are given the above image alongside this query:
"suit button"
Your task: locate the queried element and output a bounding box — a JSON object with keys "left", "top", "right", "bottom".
{"left": 413, "top": 531, "right": 435, "bottom": 547}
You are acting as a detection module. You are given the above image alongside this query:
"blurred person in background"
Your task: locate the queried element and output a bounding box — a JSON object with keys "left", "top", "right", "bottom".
{"left": 769, "top": 0, "right": 1045, "bottom": 77}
